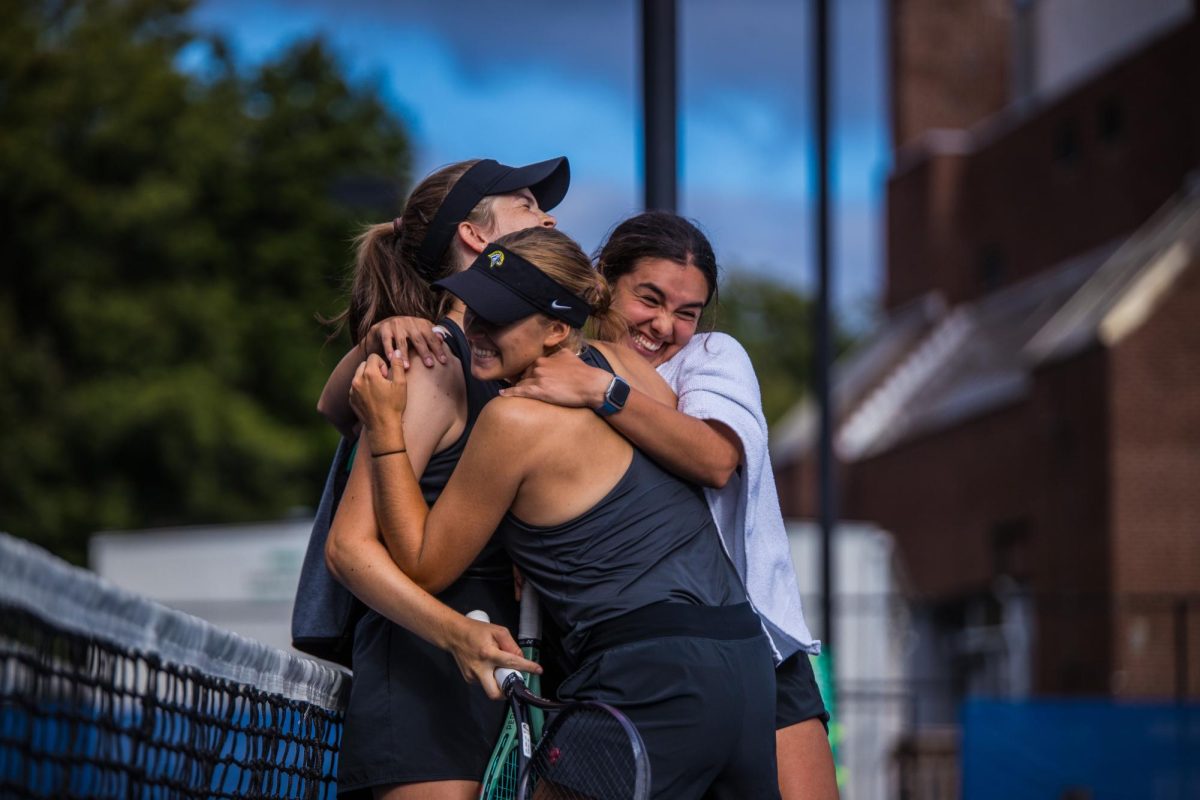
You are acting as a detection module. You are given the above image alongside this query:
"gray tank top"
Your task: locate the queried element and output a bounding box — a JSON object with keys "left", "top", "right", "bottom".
{"left": 496, "top": 410, "right": 744, "bottom": 661}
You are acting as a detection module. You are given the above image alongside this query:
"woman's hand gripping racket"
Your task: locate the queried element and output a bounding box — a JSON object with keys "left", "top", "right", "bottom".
{"left": 471, "top": 588, "right": 651, "bottom": 800}
{"left": 473, "top": 586, "right": 546, "bottom": 800}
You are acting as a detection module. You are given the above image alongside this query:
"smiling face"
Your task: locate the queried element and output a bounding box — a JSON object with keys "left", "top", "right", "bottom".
{"left": 463, "top": 308, "right": 568, "bottom": 383}
{"left": 481, "top": 188, "right": 557, "bottom": 240}
{"left": 611, "top": 257, "right": 711, "bottom": 367}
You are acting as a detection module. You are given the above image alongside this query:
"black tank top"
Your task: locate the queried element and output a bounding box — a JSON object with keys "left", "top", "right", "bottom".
{"left": 496, "top": 345, "right": 743, "bottom": 659}
{"left": 421, "top": 318, "right": 510, "bottom": 578}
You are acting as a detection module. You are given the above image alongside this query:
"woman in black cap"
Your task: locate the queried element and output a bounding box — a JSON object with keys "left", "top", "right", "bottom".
{"left": 346, "top": 226, "right": 782, "bottom": 800}
{"left": 317, "top": 156, "right": 571, "bottom": 432}
{"left": 307, "top": 156, "right": 596, "bottom": 800}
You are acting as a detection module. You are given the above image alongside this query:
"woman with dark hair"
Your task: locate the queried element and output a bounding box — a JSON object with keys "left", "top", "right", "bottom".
{"left": 300, "top": 156, "right": 601, "bottom": 800}
{"left": 499, "top": 211, "right": 839, "bottom": 800}
{"left": 347, "top": 226, "right": 783, "bottom": 800}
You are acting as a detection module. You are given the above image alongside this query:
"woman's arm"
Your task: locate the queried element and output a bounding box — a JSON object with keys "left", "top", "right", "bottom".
{"left": 326, "top": 454, "right": 538, "bottom": 699}
{"left": 317, "top": 316, "right": 450, "bottom": 435}
{"left": 350, "top": 355, "right": 533, "bottom": 592}
{"left": 602, "top": 386, "right": 741, "bottom": 488}
{"left": 326, "top": 353, "right": 537, "bottom": 698}
{"left": 590, "top": 341, "right": 676, "bottom": 405}
{"left": 318, "top": 344, "right": 369, "bottom": 438}
{"left": 499, "top": 346, "right": 741, "bottom": 488}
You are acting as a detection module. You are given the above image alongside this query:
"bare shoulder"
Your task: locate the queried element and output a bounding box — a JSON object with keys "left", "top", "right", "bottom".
{"left": 404, "top": 351, "right": 465, "bottom": 402}
{"left": 478, "top": 394, "right": 591, "bottom": 442}
{"left": 590, "top": 341, "right": 676, "bottom": 405}
{"left": 476, "top": 394, "right": 551, "bottom": 432}
{"left": 398, "top": 355, "right": 467, "bottom": 459}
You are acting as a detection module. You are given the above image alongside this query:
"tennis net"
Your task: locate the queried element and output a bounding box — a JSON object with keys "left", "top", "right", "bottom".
{"left": 0, "top": 531, "right": 349, "bottom": 799}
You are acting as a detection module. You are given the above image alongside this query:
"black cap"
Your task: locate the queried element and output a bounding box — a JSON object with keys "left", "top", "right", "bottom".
{"left": 434, "top": 244, "right": 592, "bottom": 329}
{"left": 416, "top": 157, "right": 570, "bottom": 277}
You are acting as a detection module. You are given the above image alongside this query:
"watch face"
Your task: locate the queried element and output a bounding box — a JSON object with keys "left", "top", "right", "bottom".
{"left": 609, "top": 376, "right": 632, "bottom": 408}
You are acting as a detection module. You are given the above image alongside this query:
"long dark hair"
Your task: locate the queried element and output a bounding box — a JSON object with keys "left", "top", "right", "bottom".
{"left": 595, "top": 211, "right": 719, "bottom": 306}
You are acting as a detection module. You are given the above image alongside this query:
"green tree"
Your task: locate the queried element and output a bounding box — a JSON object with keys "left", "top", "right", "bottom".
{"left": 711, "top": 272, "right": 852, "bottom": 425}
{"left": 0, "top": 0, "right": 410, "bottom": 561}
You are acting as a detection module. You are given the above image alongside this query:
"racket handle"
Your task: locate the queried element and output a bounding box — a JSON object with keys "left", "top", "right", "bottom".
{"left": 469, "top": 612, "right": 523, "bottom": 693}
{"left": 518, "top": 585, "right": 541, "bottom": 642}
{"left": 494, "top": 667, "right": 525, "bottom": 691}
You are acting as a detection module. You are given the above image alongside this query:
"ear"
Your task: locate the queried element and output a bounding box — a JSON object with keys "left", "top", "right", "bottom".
{"left": 456, "top": 220, "right": 490, "bottom": 255}
{"left": 541, "top": 319, "right": 572, "bottom": 351}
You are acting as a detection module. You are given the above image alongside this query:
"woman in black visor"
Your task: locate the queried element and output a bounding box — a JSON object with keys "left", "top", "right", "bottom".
{"left": 301, "top": 157, "right": 604, "bottom": 800}
{"left": 345, "top": 227, "right": 782, "bottom": 800}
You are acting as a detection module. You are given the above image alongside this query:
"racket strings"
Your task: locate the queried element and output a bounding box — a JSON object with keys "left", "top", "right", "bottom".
{"left": 526, "top": 705, "right": 643, "bottom": 800}
{"left": 480, "top": 644, "right": 543, "bottom": 800}
{"left": 480, "top": 724, "right": 522, "bottom": 799}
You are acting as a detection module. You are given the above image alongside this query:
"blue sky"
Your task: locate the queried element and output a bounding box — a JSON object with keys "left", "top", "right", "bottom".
{"left": 191, "top": 0, "right": 890, "bottom": 327}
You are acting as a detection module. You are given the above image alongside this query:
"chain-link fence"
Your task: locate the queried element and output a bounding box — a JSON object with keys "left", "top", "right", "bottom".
{"left": 806, "top": 589, "right": 1200, "bottom": 800}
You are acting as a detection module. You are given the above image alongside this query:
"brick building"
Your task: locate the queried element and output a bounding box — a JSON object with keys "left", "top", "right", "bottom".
{"left": 773, "top": 0, "right": 1200, "bottom": 712}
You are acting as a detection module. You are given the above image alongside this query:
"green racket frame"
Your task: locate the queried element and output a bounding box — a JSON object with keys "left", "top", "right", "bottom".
{"left": 477, "top": 587, "right": 544, "bottom": 800}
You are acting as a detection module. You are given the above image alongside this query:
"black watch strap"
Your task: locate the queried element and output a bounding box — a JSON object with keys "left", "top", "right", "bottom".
{"left": 595, "top": 375, "right": 631, "bottom": 416}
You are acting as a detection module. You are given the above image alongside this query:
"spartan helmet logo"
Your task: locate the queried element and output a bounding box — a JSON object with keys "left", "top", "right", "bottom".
{"left": 487, "top": 250, "right": 505, "bottom": 269}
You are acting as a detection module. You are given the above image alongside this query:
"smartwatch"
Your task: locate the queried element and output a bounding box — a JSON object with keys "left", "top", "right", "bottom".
{"left": 595, "top": 375, "right": 631, "bottom": 417}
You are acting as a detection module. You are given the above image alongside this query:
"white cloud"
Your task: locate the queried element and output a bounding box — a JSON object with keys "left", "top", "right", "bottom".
{"left": 192, "top": 0, "right": 889, "bottom": 318}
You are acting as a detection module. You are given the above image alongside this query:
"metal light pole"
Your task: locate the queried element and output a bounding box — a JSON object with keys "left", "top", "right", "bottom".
{"left": 813, "top": 0, "right": 836, "bottom": 652}
{"left": 641, "top": 0, "right": 677, "bottom": 212}
{"left": 639, "top": 0, "right": 834, "bottom": 650}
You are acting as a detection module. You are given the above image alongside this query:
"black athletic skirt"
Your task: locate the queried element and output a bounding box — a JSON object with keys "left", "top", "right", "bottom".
{"left": 557, "top": 602, "right": 781, "bottom": 800}
{"left": 337, "top": 574, "right": 519, "bottom": 796}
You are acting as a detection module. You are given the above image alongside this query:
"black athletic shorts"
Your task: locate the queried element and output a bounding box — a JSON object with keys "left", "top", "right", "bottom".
{"left": 558, "top": 602, "right": 782, "bottom": 800}
{"left": 775, "top": 649, "right": 831, "bottom": 731}
{"left": 336, "top": 574, "right": 519, "bottom": 796}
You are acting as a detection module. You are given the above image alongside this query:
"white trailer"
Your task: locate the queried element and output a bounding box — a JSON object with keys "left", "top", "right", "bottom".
{"left": 786, "top": 520, "right": 912, "bottom": 800}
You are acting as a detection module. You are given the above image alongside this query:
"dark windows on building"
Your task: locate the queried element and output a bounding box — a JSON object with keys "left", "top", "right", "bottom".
{"left": 1053, "top": 117, "right": 1081, "bottom": 168}
{"left": 978, "top": 243, "right": 1008, "bottom": 293}
{"left": 1096, "top": 96, "right": 1126, "bottom": 146}
{"left": 991, "top": 518, "right": 1032, "bottom": 581}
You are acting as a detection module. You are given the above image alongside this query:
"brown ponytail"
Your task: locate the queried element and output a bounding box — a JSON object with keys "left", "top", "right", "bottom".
{"left": 324, "top": 159, "right": 499, "bottom": 345}
{"left": 581, "top": 274, "right": 628, "bottom": 345}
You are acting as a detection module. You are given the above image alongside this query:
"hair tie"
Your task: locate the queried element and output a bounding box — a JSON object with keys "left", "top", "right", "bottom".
{"left": 392, "top": 217, "right": 404, "bottom": 237}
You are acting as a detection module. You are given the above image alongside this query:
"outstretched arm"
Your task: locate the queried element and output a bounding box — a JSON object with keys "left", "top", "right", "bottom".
{"left": 500, "top": 344, "right": 741, "bottom": 488}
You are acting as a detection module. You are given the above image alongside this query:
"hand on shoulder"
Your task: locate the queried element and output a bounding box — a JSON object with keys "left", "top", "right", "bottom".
{"left": 498, "top": 348, "right": 611, "bottom": 409}
{"left": 590, "top": 340, "right": 676, "bottom": 406}
{"left": 366, "top": 315, "right": 449, "bottom": 369}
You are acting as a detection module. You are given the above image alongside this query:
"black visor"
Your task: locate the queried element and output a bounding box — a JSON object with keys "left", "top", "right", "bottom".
{"left": 416, "top": 157, "right": 570, "bottom": 277}
{"left": 434, "top": 244, "right": 592, "bottom": 329}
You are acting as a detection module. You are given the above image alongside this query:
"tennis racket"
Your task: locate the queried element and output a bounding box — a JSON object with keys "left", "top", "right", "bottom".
{"left": 493, "top": 666, "right": 651, "bottom": 800}
{"left": 475, "top": 586, "right": 546, "bottom": 800}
